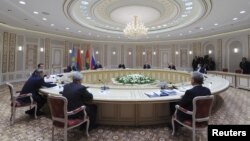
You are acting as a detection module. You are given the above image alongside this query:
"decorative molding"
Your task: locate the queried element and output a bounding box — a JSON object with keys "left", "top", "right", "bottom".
{"left": 25, "top": 44, "right": 37, "bottom": 70}
{"left": 2, "top": 32, "right": 9, "bottom": 73}
{"left": 8, "top": 33, "right": 16, "bottom": 72}
{"left": 64, "top": 41, "right": 69, "bottom": 67}
{"left": 45, "top": 38, "right": 50, "bottom": 69}
{"left": 217, "top": 39, "right": 222, "bottom": 70}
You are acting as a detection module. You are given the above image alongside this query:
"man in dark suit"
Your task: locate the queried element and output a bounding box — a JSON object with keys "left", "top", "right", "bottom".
{"left": 118, "top": 64, "right": 125, "bottom": 69}
{"left": 169, "top": 71, "right": 211, "bottom": 130}
{"left": 240, "top": 57, "right": 250, "bottom": 74}
{"left": 62, "top": 72, "right": 97, "bottom": 130}
{"left": 143, "top": 63, "right": 151, "bottom": 69}
{"left": 168, "top": 63, "right": 176, "bottom": 70}
{"left": 95, "top": 61, "right": 103, "bottom": 69}
{"left": 19, "top": 69, "right": 56, "bottom": 116}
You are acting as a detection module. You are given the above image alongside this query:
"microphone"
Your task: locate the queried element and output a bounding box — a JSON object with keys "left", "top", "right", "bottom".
{"left": 99, "top": 79, "right": 109, "bottom": 90}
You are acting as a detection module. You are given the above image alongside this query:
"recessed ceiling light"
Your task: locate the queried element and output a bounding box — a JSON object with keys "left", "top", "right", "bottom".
{"left": 42, "top": 18, "right": 47, "bottom": 21}
{"left": 182, "top": 14, "right": 187, "bottom": 17}
{"left": 200, "top": 27, "right": 204, "bottom": 30}
{"left": 78, "top": 30, "right": 82, "bottom": 33}
{"left": 214, "top": 23, "right": 218, "bottom": 26}
{"left": 19, "top": 1, "right": 26, "bottom": 5}
{"left": 151, "top": 27, "right": 155, "bottom": 29}
{"left": 81, "top": 1, "right": 89, "bottom": 5}
{"left": 50, "top": 24, "right": 54, "bottom": 26}
{"left": 185, "top": 2, "right": 193, "bottom": 6}
{"left": 233, "top": 17, "right": 238, "bottom": 21}
{"left": 86, "top": 17, "right": 91, "bottom": 20}
{"left": 167, "top": 34, "right": 170, "bottom": 37}
{"left": 186, "top": 7, "right": 192, "bottom": 10}
{"left": 163, "top": 24, "right": 167, "bottom": 27}
{"left": 33, "top": 11, "right": 39, "bottom": 14}
{"left": 188, "top": 30, "right": 192, "bottom": 33}
{"left": 240, "top": 11, "right": 246, "bottom": 14}
{"left": 66, "top": 27, "right": 70, "bottom": 30}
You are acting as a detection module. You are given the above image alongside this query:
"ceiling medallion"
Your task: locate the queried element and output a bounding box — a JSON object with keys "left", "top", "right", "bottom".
{"left": 123, "top": 16, "right": 148, "bottom": 39}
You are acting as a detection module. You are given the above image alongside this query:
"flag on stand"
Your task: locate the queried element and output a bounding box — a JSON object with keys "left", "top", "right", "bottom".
{"left": 90, "top": 48, "right": 96, "bottom": 70}
{"left": 84, "top": 49, "right": 90, "bottom": 70}
{"left": 70, "top": 48, "right": 76, "bottom": 68}
{"left": 76, "top": 48, "right": 82, "bottom": 71}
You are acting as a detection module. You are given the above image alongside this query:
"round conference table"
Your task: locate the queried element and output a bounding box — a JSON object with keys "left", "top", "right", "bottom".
{"left": 40, "top": 69, "right": 229, "bottom": 126}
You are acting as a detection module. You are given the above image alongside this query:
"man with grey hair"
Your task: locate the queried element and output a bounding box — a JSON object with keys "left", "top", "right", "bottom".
{"left": 62, "top": 72, "right": 97, "bottom": 130}
{"left": 169, "top": 71, "right": 211, "bottom": 131}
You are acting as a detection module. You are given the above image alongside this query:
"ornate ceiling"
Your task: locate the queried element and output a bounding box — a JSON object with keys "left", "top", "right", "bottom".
{"left": 0, "top": 0, "right": 250, "bottom": 42}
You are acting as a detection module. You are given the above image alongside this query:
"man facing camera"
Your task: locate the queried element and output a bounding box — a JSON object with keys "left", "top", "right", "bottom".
{"left": 19, "top": 69, "right": 56, "bottom": 116}
{"left": 62, "top": 72, "right": 97, "bottom": 130}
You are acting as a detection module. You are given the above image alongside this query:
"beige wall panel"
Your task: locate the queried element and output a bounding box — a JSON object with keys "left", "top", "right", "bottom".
{"left": 8, "top": 33, "right": 16, "bottom": 72}
{"left": 25, "top": 44, "right": 37, "bottom": 70}
{"left": 2, "top": 32, "right": 8, "bottom": 73}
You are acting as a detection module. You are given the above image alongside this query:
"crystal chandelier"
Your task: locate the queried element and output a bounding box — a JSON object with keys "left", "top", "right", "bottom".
{"left": 123, "top": 16, "right": 148, "bottom": 39}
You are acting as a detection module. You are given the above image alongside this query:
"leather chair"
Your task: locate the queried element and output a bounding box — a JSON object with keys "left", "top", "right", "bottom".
{"left": 171, "top": 95, "right": 214, "bottom": 141}
{"left": 235, "top": 69, "right": 242, "bottom": 74}
{"left": 222, "top": 68, "right": 228, "bottom": 72}
{"left": 6, "top": 82, "right": 37, "bottom": 125}
{"left": 47, "top": 94, "right": 90, "bottom": 141}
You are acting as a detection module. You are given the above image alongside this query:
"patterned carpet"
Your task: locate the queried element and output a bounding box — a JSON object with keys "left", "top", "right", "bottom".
{"left": 0, "top": 82, "right": 250, "bottom": 141}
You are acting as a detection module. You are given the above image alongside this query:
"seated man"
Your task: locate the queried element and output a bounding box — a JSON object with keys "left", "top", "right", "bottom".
{"left": 19, "top": 69, "right": 56, "bottom": 116}
{"left": 169, "top": 72, "right": 211, "bottom": 130}
{"left": 196, "top": 64, "right": 206, "bottom": 74}
{"left": 118, "top": 64, "right": 126, "bottom": 69}
{"left": 95, "top": 61, "right": 103, "bottom": 69}
{"left": 168, "top": 63, "right": 176, "bottom": 70}
{"left": 143, "top": 64, "right": 151, "bottom": 69}
{"left": 62, "top": 72, "right": 97, "bottom": 130}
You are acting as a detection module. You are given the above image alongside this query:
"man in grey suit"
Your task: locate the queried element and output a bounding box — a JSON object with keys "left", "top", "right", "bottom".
{"left": 62, "top": 72, "right": 97, "bottom": 130}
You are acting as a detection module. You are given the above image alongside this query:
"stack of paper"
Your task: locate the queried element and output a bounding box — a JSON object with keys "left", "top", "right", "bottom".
{"left": 160, "top": 89, "right": 177, "bottom": 96}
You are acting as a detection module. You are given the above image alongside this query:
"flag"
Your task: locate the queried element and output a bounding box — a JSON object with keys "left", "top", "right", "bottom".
{"left": 90, "top": 48, "right": 96, "bottom": 70}
{"left": 76, "top": 48, "right": 82, "bottom": 71}
{"left": 84, "top": 49, "right": 90, "bottom": 69}
{"left": 70, "top": 48, "right": 76, "bottom": 68}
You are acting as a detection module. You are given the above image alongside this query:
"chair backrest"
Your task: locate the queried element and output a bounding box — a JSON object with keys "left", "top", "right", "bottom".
{"left": 192, "top": 95, "right": 214, "bottom": 126}
{"left": 6, "top": 82, "right": 15, "bottom": 101}
{"left": 235, "top": 69, "right": 242, "bottom": 74}
{"left": 47, "top": 95, "right": 68, "bottom": 127}
{"left": 222, "top": 68, "right": 228, "bottom": 72}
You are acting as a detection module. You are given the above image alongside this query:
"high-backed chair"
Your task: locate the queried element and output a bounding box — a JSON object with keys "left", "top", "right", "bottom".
{"left": 222, "top": 68, "right": 228, "bottom": 72}
{"left": 6, "top": 82, "right": 37, "bottom": 125}
{"left": 171, "top": 95, "right": 214, "bottom": 141}
{"left": 47, "top": 94, "right": 90, "bottom": 141}
{"left": 235, "top": 69, "right": 242, "bottom": 74}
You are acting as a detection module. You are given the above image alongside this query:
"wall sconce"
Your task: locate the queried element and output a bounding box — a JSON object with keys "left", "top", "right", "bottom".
{"left": 142, "top": 52, "right": 146, "bottom": 55}
{"left": 80, "top": 50, "right": 84, "bottom": 54}
{"left": 112, "top": 51, "right": 116, "bottom": 55}
{"left": 128, "top": 52, "right": 132, "bottom": 55}
{"left": 208, "top": 50, "right": 212, "bottom": 54}
{"left": 96, "top": 51, "right": 99, "bottom": 54}
{"left": 189, "top": 51, "right": 192, "bottom": 54}
{"left": 69, "top": 49, "right": 72, "bottom": 53}
{"left": 175, "top": 51, "right": 179, "bottom": 55}
{"left": 234, "top": 48, "right": 238, "bottom": 53}
{"left": 40, "top": 47, "right": 44, "bottom": 52}
{"left": 18, "top": 46, "right": 22, "bottom": 51}
{"left": 153, "top": 51, "right": 156, "bottom": 55}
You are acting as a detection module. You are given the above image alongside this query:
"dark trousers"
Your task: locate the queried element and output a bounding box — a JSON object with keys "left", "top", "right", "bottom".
{"left": 69, "top": 104, "right": 97, "bottom": 130}
{"left": 18, "top": 92, "right": 46, "bottom": 111}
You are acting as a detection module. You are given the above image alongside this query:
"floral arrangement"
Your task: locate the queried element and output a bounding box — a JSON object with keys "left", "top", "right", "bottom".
{"left": 115, "top": 74, "right": 155, "bottom": 84}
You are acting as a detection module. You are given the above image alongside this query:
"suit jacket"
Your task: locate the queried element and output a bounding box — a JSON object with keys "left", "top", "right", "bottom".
{"left": 143, "top": 64, "right": 151, "bottom": 69}
{"left": 21, "top": 75, "right": 56, "bottom": 95}
{"left": 62, "top": 83, "right": 93, "bottom": 112}
{"left": 95, "top": 64, "right": 103, "bottom": 69}
{"left": 168, "top": 65, "right": 176, "bottom": 70}
{"left": 177, "top": 85, "right": 211, "bottom": 121}
{"left": 118, "top": 64, "right": 125, "bottom": 69}
{"left": 196, "top": 67, "right": 206, "bottom": 74}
